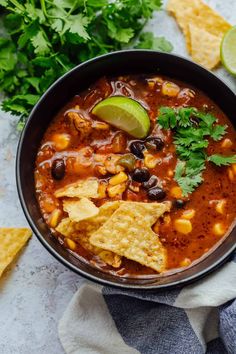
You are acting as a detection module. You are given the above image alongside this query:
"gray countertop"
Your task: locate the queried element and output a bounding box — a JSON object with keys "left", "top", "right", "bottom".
{"left": 0, "top": 1, "right": 235, "bottom": 353}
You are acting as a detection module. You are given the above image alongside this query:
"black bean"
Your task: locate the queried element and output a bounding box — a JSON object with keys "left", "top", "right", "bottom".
{"left": 145, "top": 137, "right": 164, "bottom": 151}
{"left": 51, "top": 159, "right": 65, "bottom": 180}
{"left": 174, "top": 199, "right": 186, "bottom": 209}
{"left": 129, "top": 141, "right": 145, "bottom": 158}
{"left": 147, "top": 187, "right": 166, "bottom": 201}
{"left": 142, "top": 175, "right": 158, "bottom": 189}
{"left": 132, "top": 168, "right": 150, "bottom": 182}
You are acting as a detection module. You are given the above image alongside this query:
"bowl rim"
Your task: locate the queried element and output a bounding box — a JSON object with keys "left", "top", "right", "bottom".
{"left": 16, "top": 49, "right": 236, "bottom": 290}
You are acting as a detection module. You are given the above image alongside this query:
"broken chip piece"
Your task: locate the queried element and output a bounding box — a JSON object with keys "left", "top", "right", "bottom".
{"left": 189, "top": 24, "right": 222, "bottom": 70}
{"left": 90, "top": 202, "right": 170, "bottom": 272}
{"left": 63, "top": 198, "right": 99, "bottom": 222}
{"left": 54, "top": 178, "right": 99, "bottom": 199}
{"left": 56, "top": 201, "right": 122, "bottom": 268}
{"left": 0, "top": 228, "right": 32, "bottom": 277}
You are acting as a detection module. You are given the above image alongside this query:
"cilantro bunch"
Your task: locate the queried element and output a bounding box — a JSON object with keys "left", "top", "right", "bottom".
{"left": 0, "top": 0, "right": 172, "bottom": 127}
{"left": 158, "top": 107, "right": 236, "bottom": 196}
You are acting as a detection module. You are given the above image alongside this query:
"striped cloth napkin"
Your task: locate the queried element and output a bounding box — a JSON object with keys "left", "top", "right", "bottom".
{"left": 58, "top": 253, "right": 236, "bottom": 354}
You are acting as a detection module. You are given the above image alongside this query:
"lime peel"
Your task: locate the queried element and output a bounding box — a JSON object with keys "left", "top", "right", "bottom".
{"left": 221, "top": 26, "right": 236, "bottom": 76}
{"left": 92, "top": 96, "right": 150, "bottom": 139}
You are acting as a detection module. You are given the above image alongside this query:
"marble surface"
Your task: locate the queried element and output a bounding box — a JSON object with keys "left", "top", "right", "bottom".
{"left": 0, "top": 1, "right": 235, "bottom": 353}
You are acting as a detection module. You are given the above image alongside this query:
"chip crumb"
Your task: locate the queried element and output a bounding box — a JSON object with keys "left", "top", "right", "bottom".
{"left": 90, "top": 202, "right": 170, "bottom": 272}
{"left": 0, "top": 228, "right": 32, "bottom": 277}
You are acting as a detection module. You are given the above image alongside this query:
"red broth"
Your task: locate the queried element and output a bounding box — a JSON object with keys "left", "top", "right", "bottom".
{"left": 34, "top": 75, "right": 236, "bottom": 276}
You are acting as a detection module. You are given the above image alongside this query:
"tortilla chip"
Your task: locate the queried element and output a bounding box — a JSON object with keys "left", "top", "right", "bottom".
{"left": 56, "top": 201, "right": 122, "bottom": 267}
{"left": 189, "top": 24, "right": 221, "bottom": 69}
{"left": 0, "top": 228, "right": 32, "bottom": 277}
{"left": 63, "top": 198, "right": 99, "bottom": 222}
{"left": 90, "top": 202, "right": 170, "bottom": 273}
{"left": 98, "top": 251, "right": 122, "bottom": 268}
{"left": 167, "top": 0, "right": 231, "bottom": 54}
{"left": 54, "top": 179, "right": 98, "bottom": 199}
{"left": 55, "top": 217, "right": 74, "bottom": 237}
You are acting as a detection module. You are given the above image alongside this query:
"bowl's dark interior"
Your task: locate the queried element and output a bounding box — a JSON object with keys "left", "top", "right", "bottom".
{"left": 16, "top": 50, "right": 236, "bottom": 289}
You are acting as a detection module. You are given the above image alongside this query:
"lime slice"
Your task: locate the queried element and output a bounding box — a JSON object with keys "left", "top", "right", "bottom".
{"left": 92, "top": 96, "right": 150, "bottom": 139}
{"left": 221, "top": 26, "right": 236, "bottom": 75}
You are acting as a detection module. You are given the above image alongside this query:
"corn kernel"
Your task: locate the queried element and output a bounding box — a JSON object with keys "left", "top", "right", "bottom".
{"left": 215, "top": 200, "right": 226, "bottom": 214}
{"left": 52, "top": 133, "right": 71, "bottom": 151}
{"left": 97, "top": 183, "right": 107, "bottom": 199}
{"left": 109, "top": 172, "right": 128, "bottom": 186}
{"left": 97, "top": 165, "right": 107, "bottom": 176}
{"left": 144, "top": 154, "right": 159, "bottom": 169}
{"left": 232, "top": 164, "right": 236, "bottom": 175}
{"left": 174, "top": 219, "right": 192, "bottom": 234}
{"left": 164, "top": 215, "right": 171, "bottom": 226}
{"left": 65, "top": 238, "right": 77, "bottom": 251}
{"left": 107, "top": 183, "right": 126, "bottom": 198}
{"left": 213, "top": 223, "right": 225, "bottom": 236}
{"left": 170, "top": 186, "right": 183, "bottom": 199}
{"left": 221, "top": 138, "right": 233, "bottom": 148}
{"left": 153, "top": 221, "right": 160, "bottom": 234}
{"left": 180, "top": 258, "right": 191, "bottom": 267}
{"left": 48, "top": 208, "right": 62, "bottom": 228}
{"left": 147, "top": 80, "right": 155, "bottom": 89}
{"left": 167, "top": 169, "right": 174, "bottom": 177}
{"left": 228, "top": 168, "right": 234, "bottom": 181}
{"left": 182, "top": 209, "right": 195, "bottom": 220}
{"left": 153, "top": 76, "right": 164, "bottom": 84}
{"left": 162, "top": 82, "right": 180, "bottom": 97}
{"left": 74, "top": 105, "right": 80, "bottom": 110}
{"left": 129, "top": 184, "right": 140, "bottom": 193}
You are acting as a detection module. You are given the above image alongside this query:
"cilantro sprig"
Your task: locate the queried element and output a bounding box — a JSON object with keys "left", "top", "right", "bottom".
{"left": 0, "top": 0, "right": 173, "bottom": 128}
{"left": 157, "top": 106, "right": 236, "bottom": 196}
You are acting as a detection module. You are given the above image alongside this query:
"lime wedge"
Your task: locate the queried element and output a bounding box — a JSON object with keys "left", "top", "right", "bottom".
{"left": 92, "top": 96, "right": 150, "bottom": 139}
{"left": 221, "top": 26, "right": 236, "bottom": 75}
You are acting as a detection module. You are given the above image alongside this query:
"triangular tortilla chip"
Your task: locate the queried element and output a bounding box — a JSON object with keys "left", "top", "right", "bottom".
{"left": 54, "top": 178, "right": 98, "bottom": 199}
{"left": 167, "top": 0, "right": 231, "bottom": 54}
{"left": 90, "top": 202, "right": 170, "bottom": 273}
{"left": 0, "top": 228, "right": 32, "bottom": 277}
{"left": 189, "top": 23, "right": 222, "bottom": 69}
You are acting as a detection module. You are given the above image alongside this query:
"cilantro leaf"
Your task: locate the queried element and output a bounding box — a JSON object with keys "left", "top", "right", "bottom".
{"left": 211, "top": 124, "right": 227, "bottom": 141}
{"left": 2, "top": 94, "right": 40, "bottom": 116}
{"left": 158, "top": 106, "right": 235, "bottom": 195}
{"left": 63, "top": 15, "right": 90, "bottom": 40}
{"left": 3, "top": 13, "right": 23, "bottom": 34}
{"left": 0, "top": 0, "right": 169, "bottom": 123}
{"left": 158, "top": 107, "right": 177, "bottom": 129}
{"left": 31, "top": 31, "right": 51, "bottom": 55}
{"left": 177, "top": 107, "right": 196, "bottom": 127}
{"left": 196, "top": 112, "right": 216, "bottom": 128}
{"left": 136, "top": 32, "right": 173, "bottom": 52}
{"left": 208, "top": 154, "right": 236, "bottom": 166}
{"left": 174, "top": 160, "right": 203, "bottom": 196}
{"left": 0, "top": 38, "right": 17, "bottom": 71}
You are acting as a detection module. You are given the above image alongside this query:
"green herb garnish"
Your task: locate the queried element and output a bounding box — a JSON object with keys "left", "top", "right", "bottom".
{"left": 207, "top": 154, "right": 236, "bottom": 166}
{"left": 158, "top": 106, "right": 236, "bottom": 196}
{"left": 135, "top": 32, "right": 173, "bottom": 52}
{"left": 0, "top": 0, "right": 172, "bottom": 127}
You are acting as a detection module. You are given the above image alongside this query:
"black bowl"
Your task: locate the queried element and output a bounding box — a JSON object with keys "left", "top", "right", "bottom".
{"left": 16, "top": 50, "right": 236, "bottom": 290}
